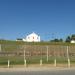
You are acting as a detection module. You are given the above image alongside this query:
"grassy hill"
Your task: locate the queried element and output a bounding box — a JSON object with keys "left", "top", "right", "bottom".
{"left": 0, "top": 39, "right": 75, "bottom": 51}
{"left": 0, "top": 39, "right": 75, "bottom": 45}
{"left": 0, "top": 40, "right": 75, "bottom": 66}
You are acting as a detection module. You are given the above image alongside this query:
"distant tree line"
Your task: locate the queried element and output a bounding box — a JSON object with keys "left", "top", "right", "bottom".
{"left": 50, "top": 38, "right": 63, "bottom": 42}
{"left": 50, "top": 34, "right": 75, "bottom": 43}
{"left": 0, "top": 34, "right": 75, "bottom": 43}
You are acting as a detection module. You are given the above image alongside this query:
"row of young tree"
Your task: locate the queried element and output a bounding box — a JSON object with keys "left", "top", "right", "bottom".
{"left": 50, "top": 34, "right": 75, "bottom": 42}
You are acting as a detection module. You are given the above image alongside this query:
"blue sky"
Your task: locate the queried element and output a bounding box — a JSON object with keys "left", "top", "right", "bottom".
{"left": 0, "top": 0, "right": 75, "bottom": 41}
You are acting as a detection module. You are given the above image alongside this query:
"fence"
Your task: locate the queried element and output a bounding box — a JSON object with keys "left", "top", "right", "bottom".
{"left": 0, "top": 44, "right": 75, "bottom": 67}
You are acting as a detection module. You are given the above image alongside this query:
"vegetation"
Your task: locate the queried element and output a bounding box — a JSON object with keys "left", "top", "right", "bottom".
{"left": 0, "top": 38, "right": 75, "bottom": 67}
{"left": 65, "top": 34, "right": 75, "bottom": 42}
{"left": 0, "top": 39, "right": 75, "bottom": 46}
{"left": 50, "top": 38, "right": 63, "bottom": 42}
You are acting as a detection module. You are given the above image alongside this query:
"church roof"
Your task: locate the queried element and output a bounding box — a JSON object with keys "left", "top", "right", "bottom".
{"left": 27, "top": 32, "right": 39, "bottom": 37}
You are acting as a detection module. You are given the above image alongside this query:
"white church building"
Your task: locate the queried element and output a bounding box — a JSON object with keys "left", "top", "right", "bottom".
{"left": 23, "top": 32, "right": 40, "bottom": 42}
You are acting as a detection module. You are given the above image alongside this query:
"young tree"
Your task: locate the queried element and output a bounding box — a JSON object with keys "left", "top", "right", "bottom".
{"left": 71, "top": 34, "right": 75, "bottom": 40}
{"left": 65, "top": 36, "right": 71, "bottom": 42}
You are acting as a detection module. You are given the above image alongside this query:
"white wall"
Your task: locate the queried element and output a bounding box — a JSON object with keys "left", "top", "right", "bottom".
{"left": 71, "top": 40, "right": 75, "bottom": 43}
{"left": 23, "top": 32, "right": 40, "bottom": 42}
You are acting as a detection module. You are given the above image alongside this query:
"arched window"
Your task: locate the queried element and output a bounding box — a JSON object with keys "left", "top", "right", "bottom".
{"left": 37, "top": 37, "right": 38, "bottom": 39}
{"left": 28, "top": 37, "right": 30, "bottom": 39}
{"left": 33, "top": 37, "right": 34, "bottom": 39}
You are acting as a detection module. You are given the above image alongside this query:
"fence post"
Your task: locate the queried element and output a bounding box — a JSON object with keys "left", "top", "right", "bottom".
{"left": 0, "top": 44, "right": 1, "bottom": 51}
{"left": 67, "top": 46, "right": 69, "bottom": 59}
{"left": 46, "top": 46, "right": 49, "bottom": 62}
{"left": 8, "top": 60, "right": 10, "bottom": 68}
{"left": 24, "top": 50, "right": 26, "bottom": 61}
{"left": 67, "top": 46, "right": 70, "bottom": 68}
{"left": 40, "top": 46, "right": 42, "bottom": 66}
{"left": 40, "top": 59, "right": 42, "bottom": 66}
{"left": 68, "top": 58, "right": 70, "bottom": 68}
{"left": 54, "top": 59, "right": 56, "bottom": 67}
{"left": 24, "top": 59, "right": 26, "bottom": 67}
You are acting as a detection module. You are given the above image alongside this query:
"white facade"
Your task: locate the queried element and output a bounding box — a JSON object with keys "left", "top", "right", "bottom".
{"left": 70, "top": 40, "right": 75, "bottom": 43}
{"left": 23, "top": 32, "right": 40, "bottom": 42}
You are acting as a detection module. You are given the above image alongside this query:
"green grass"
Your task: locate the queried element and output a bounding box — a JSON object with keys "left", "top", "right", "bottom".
{"left": 0, "top": 40, "right": 75, "bottom": 65}
{"left": 0, "top": 40, "right": 75, "bottom": 46}
{"left": 0, "top": 56, "right": 75, "bottom": 65}
{"left": 1, "top": 39, "right": 75, "bottom": 51}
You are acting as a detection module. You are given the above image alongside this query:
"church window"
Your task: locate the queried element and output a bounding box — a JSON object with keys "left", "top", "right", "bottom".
{"left": 33, "top": 37, "right": 34, "bottom": 39}
{"left": 28, "top": 37, "right": 30, "bottom": 39}
{"left": 37, "top": 37, "right": 38, "bottom": 39}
